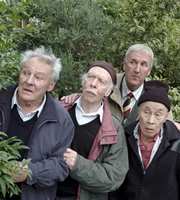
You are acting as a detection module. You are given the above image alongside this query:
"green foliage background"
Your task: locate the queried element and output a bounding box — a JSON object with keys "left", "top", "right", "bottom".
{"left": 0, "top": 0, "right": 179, "bottom": 120}
{"left": 0, "top": 132, "right": 32, "bottom": 198}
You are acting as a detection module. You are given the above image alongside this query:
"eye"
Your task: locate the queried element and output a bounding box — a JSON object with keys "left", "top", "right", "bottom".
{"left": 35, "top": 75, "right": 44, "bottom": 81}
{"left": 130, "top": 60, "right": 136, "bottom": 65}
{"left": 141, "top": 63, "right": 148, "bottom": 67}
{"left": 99, "top": 79, "right": 106, "bottom": 85}
{"left": 87, "top": 74, "right": 93, "bottom": 78}
{"left": 143, "top": 110, "right": 150, "bottom": 116}
{"left": 155, "top": 113, "right": 163, "bottom": 119}
{"left": 22, "top": 70, "right": 30, "bottom": 77}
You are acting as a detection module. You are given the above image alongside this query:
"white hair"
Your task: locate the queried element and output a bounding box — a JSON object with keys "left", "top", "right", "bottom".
{"left": 20, "top": 46, "right": 62, "bottom": 83}
{"left": 125, "top": 44, "right": 154, "bottom": 67}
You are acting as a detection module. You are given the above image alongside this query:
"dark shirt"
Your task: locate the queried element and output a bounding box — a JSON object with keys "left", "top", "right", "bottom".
{"left": 6, "top": 106, "right": 37, "bottom": 200}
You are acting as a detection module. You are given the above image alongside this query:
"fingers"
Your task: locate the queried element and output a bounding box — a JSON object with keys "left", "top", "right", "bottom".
{"left": 65, "top": 148, "right": 73, "bottom": 153}
{"left": 60, "top": 96, "right": 65, "bottom": 100}
{"left": 63, "top": 148, "right": 77, "bottom": 170}
{"left": 61, "top": 93, "right": 80, "bottom": 104}
{"left": 12, "top": 162, "right": 28, "bottom": 182}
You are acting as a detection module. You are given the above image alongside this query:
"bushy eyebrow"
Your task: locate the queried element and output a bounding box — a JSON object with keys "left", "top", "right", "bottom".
{"left": 143, "top": 105, "right": 165, "bottom": 112}
{"left": 130, "top": 58, "right": 148, "bottom": 64}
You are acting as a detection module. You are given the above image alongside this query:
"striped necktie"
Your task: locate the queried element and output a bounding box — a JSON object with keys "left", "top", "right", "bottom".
{"left": 123, "top": 93, "right": 133, "bottom": 123}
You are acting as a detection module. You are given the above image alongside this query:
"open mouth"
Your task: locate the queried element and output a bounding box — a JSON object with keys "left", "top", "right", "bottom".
{"left": 23, "top": 88, "right": 33, "bottom": 94}
{"left": 146, "top": 128, "right": 154, "bottom": 133}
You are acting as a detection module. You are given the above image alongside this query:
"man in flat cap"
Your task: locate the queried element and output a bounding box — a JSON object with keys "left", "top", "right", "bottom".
{"left": 60, "top": 44, "right": 180, "bottom": 130}
{"left": 56, "top": 61, "right": 129, "bottom": 200}
{"left": 117, "top": 80, "right": 180, "bottom": 200}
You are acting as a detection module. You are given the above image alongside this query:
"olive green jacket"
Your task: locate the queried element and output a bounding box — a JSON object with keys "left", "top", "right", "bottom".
{"left": 65, "top": 99, "right": 129, "bottom": 200}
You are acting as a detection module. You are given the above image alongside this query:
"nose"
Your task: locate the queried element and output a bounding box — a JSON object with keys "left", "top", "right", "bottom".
{"left": 148, "top": 114, "right": 155, "bottom": 124}
{"left": 134, "top": 63, "right": 141, "bottom": 73}
{"left": 90, "top": 78, "right": 97, "bottom": 88}
{"left": 26, "top": 74, "right": 34, "bottom": 85}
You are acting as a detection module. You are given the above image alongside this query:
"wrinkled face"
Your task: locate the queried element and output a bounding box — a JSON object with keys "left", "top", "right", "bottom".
{"left": 18, "top": 57, "right": 56, "bottom": 106}
{"left": 82, "top": 67, "right": 112, "bottom": 106}
{"left": 138, "top": 101, "right": 168, "bottom": 143}
{"left": 123, "top": 51, "right": 152, "bottom": 91}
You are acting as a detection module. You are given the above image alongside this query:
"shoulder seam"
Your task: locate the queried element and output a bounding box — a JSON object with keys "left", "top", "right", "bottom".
{"left": 168, "top": 139, "right": 180, "bottom": 153}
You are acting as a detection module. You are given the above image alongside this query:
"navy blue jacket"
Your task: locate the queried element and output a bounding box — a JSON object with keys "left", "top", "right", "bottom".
{"left": 0, "top": 85, "right": 74, "bottom": 200}
{"left": 118, "top": 120, "right": 180, "bottom": 200}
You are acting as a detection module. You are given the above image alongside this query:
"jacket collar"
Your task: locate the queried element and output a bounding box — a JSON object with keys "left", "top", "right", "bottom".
{"left": 0, "top": 84, "right": 59, "bottom": 122}
{"left": 125, "top": 120, "right": 180, "bottom": 141}
{"left": 109, "top": 73, "right": 124, "bottom": 109}
{"left": 59, "top": 96, "right": 118, "bottom": 143}
{"left": 88, "top": 100, "right": 118, "bottom": 161}
{"left": 125, "top": 120, "right": 180, "bottom": 163}
{"left": 60, "top": 96, "right": 118, "bottom": 162}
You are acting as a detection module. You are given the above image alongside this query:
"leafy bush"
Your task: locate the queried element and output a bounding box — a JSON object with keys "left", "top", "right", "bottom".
{"left": 0, "top": 0, "right": 179, "bottom": 118}
{"left": 0, "top": 132, "right": 32, "bottom": 198}
{"left": 0, "top": 0, "right": 34, "bottom": 89}
{"left": 97, "top": 0, "right": 180, "bottom": 120}
{"left": 97, "top": 0, "right": 180, "bottom": 86}
{"left": 169, "top": 87, "right": 180, "bottom": 121}
{"left": 16, "top": 0, "right": 123, "bottom": 96}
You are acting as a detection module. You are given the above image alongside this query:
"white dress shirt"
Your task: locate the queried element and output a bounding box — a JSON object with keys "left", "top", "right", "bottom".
{"left": 11, "top": 87, "right": 46, "bottom": 121}
{"left": 74, "top": 96, "right": 103, "bottom": 125}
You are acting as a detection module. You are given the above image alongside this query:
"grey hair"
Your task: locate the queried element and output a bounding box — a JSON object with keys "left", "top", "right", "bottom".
{"left": 81, "top": 73, "right": 115, "bottom": 96}
{"left": 20, "top": 46, "right": 62, "bottom": 83}
{"left": 125, "top": 44, "right": 154, "bottom": 67}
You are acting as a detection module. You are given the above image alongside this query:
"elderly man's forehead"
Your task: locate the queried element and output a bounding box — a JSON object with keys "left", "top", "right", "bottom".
{"left": 88, "top": 66, "right": 111, "bottom": 77}
{"left": 128, "top": 51, "right": 151, "bottom": 60}
{"left": 140, "top": 101, "right": 168, "bottom": 112}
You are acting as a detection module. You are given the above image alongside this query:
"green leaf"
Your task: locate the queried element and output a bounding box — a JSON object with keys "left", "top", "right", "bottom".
{"left": 0, "top": 178, "right": 6, "bottom": 198}
{"left": 0, "top": 60, "right": 7, "bottom": 68}
{"left": 0, "top": 25, "right": 6, "bottom": 31}
{"left": 22, "top": 158, "right": 31, "bottom": 167}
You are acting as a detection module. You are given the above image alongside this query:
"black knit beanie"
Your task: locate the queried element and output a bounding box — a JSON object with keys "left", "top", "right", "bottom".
{"left": 87, "top": 61, "right": 117, "bottom": 86}
{"left": 138, "top": 80, "right": 171, "bottom": 111}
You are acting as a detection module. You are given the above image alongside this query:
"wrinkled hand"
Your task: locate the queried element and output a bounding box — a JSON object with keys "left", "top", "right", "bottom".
{"left": 63, "top": 148, "right": 78, "bottom": 170}
{"left": 61, "top": 93, "right": 81, "bottom": 103}
{"left": 12, "top": 162, "right": 28, "bottom": 182}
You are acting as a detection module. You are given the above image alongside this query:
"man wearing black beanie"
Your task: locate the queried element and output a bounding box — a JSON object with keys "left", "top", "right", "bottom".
{"left": 116, "top": 80, "right": 180, "bottom": 200}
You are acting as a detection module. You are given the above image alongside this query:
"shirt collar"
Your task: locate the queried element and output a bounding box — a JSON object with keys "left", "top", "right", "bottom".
{"left": 74, "top": 96, "right": 104, "bottom": 123}
{"left": 133, "top": 122, "right": 163, "bottom": 141}
{"left": 11, "top": 87, "right": 46, "bottom": 118}
{"left": 122, "top": 77, "right": 144, "bottom": 101}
